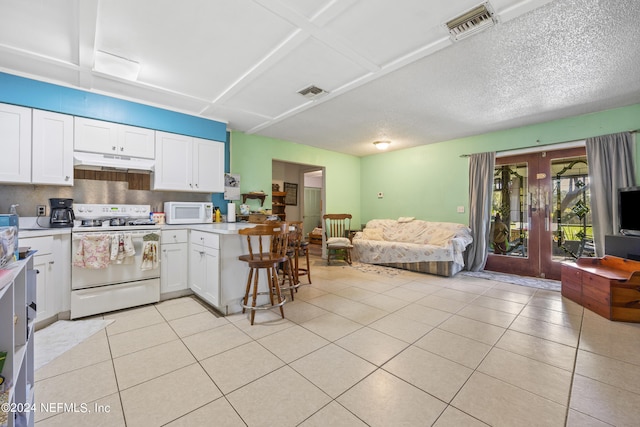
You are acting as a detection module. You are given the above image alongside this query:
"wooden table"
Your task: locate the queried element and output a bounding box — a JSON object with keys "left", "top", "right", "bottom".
{"left": 561, "top": 255, "right": 640, "bottom": 322}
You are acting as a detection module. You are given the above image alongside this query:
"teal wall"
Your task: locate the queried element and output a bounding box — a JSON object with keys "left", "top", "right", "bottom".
{"left": 0, "top": 72, "right": 231, "bottom": 210}
{"left": 360, "top": 104, "right": 640, "bottom": 224}
{"left": 230, "top": 131, "right": 361, "bottom": 227}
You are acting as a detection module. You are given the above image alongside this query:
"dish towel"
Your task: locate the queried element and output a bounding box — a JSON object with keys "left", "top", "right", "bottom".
{"left": 73, "top": 235, "right": 111, "bottom": 269}
{"left": 141, "top": 232, "right": 160, "bottom": 270}
{"left": 141, "top": 241, "right": 158, "bottom": 270}
{"left": 110, "top": 233, "right": 136, "bottom": 264}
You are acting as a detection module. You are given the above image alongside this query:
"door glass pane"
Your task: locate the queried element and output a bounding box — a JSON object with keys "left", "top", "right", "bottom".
{"left": 551, "top": 156, "right": 594, "bottom": 261}
{"left": 491, "top": 163, "right": 528, "bottom": 257}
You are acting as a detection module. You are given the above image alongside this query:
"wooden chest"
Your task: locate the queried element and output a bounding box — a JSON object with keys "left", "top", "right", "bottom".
{"left": 561, "top": 256, "right": 640, "bottom": 322}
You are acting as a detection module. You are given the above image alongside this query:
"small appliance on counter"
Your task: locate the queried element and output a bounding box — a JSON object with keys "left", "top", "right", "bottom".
{"left": 164, "top": 201, "right": 213, "bottom": 224}
{"left": 49, "top": 198, "right": 75, "bottom": 228}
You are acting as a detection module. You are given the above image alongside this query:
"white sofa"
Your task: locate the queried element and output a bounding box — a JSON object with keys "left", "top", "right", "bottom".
{"left": 352, "top": 218, "right": 473, "bottom": 276}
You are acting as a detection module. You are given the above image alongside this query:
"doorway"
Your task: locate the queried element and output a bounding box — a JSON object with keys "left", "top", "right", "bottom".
{"left": 484, "top": 147, "right": 594, "bottom": 280}
{"left": 303, "top": 170, "right": 323, "bottom": 238}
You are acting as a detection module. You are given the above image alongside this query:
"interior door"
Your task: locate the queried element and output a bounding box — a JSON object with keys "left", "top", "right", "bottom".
{"left": 485, "top": 147, "right": 592, "bottom": 280}
{"left": 303, "top": 187, "right": 322, "bottom": 238}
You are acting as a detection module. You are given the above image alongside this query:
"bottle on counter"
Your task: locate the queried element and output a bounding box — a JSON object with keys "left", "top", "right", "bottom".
{"left": 215, "top": 207, "right": 222, "bottom": 223}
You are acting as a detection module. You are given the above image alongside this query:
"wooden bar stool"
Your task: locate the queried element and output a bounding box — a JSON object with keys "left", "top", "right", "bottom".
{"left": 238, "top": 223, "right": 294, "bottom": 325}
{"left": 290, "top": 221, "right": 311, "bottom": 285}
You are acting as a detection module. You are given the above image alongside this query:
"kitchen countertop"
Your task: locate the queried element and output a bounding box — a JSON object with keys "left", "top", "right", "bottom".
{"left": 165, "top": 222, "right": 257, "bottom": 235}
{"left": 18, "top": 218, "right": 259, "bottom": 237}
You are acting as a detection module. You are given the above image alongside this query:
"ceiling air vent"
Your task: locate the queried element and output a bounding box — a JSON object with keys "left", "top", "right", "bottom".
{"left": 446, "top": 2, "right": 497, "bottom": 42}
{"left": 297, "top": 85, "right": 328, "bottom": 99}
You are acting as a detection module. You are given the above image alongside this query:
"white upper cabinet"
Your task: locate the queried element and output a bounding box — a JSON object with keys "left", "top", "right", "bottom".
{"left": 32, "top": 109, "right": 73, "bottom": 185}
{"left": 75, "top": 117, "right": 155, "bottom": 159}
{"left": 193, "top": 137, "right": 224, "bottom": 192}
{"left": 0, "top": 103, "right": 32, "bottom": 183}
{"left": 154, "top": 131, "right": 224, "bottom": 193}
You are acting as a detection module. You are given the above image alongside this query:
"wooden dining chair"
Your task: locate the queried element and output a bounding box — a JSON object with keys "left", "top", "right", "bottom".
{"left": 238, "top": 222, "right": 294, "bottom": 325}
{"left": 323, "top": 214, "right": 354, "bottom": 265}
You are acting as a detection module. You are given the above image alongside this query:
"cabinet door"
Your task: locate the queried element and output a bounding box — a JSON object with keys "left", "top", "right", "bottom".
{"left": 74, "top": 117, "right": 119, "bottom": 154}
{"left": 0, "top": 103, "right": 31, "bottom": 183}
{"left": 189, "top": 242, "right": 206, "bottom": 295}
{"left": 119, "top": 124, "right": 155, "bottom": 159}
{"left": 32, "top": 110, "right": 74, "bottom": 186}
{"left": 154, "top": 131, "right": 193, "bottom": 191}
{"left": 202, "top": 248, "right": 220, "bottom": 306}
{"left": 161, "top": 242, "right": 188, "bottom": 293}
{"left": 193, "top": 138, "right": 224, "bottom": 192}
{"left": 34, "top": 254, "right": 55, "bottom": 323}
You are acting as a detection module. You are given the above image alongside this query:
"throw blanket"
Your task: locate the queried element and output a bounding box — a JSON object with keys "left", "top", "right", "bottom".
{"left": 73, "top": 234, "right": 111, "bottom": 269}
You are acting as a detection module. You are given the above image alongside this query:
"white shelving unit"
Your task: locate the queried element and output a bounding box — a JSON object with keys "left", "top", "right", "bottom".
{"left": 0, "top": 254, "right": 36, "bottom": 427}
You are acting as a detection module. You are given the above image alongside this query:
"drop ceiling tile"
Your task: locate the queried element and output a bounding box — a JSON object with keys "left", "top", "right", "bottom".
{"left": 0, "top": 0, "right": 79, "bottom": 64}
{"left": 222, "top": 36, "right": 368, "bottom": 117}
{"left": 277, "top": 0, "right": 333, "bottom": 20}
{"left": 323, "top": 0, "right": 480, "bottom": 66}
{"left": 91, "top": 76, "right": 214, "bottom": 116}
{"left": 96, "top": 0, "right": 296, "bottom": 100}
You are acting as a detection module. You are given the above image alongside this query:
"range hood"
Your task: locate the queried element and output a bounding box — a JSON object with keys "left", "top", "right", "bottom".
{"left": 73, "top": 151, "right": 155, "bottom": 172}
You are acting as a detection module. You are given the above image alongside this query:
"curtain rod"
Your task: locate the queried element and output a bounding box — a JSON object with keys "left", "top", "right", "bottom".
{"left": 459, "top": 129, "right": 638, "bottom": 158}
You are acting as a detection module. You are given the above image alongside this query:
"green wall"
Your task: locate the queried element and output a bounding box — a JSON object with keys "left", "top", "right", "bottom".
{"left": 230, "top": 131, "right": 362, "bottom": 226}
{"left": 231, "top": 103, "right": 640, "bottom": 228}
{"left": 361, "top": 103, "right": 640, "bottom": 224}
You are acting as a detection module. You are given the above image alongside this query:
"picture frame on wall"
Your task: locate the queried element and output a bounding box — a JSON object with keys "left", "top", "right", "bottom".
{"left": 284, "top": 182, "right": 298, "bottom": 205}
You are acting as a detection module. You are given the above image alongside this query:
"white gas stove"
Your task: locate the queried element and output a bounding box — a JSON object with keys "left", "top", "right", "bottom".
{"left": 70, "top": 203, "right": 161, "bottom": 319}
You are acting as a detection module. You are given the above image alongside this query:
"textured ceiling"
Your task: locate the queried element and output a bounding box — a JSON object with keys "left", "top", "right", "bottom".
{"left": 0, "top": 0, "right": 638, "bottom": 156}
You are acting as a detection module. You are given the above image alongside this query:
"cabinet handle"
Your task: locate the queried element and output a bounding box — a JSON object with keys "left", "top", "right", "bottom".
{"left": 35, "top": 269, "right": 40, "bottom": 274}
{"left": 199, "top": 251, "right": 205, "bottom": 255}
{"left": 49, "top": 261, "right": 54, "bottom": 264}
{"left": 120, "top": 147, "right": 124, "bottom": 152}
{"left": 195, "top": 183, "right": 199, "bottom": 188}
{"left": 65, "top": 176, "right": 70, "bottom": 181}
{"left": 112, "top": 146, "right": 117, "bottom": 151}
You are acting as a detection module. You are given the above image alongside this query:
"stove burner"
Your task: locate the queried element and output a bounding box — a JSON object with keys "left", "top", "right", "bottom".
{"left": 81, "top": 219, "right": 104, "bottom": 227}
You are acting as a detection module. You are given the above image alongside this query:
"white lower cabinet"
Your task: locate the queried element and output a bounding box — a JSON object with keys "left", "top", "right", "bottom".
{"left": 189, "top": 230, "right": 220, "bottom": 307}
{"left": 20, "top": 236, "right": 56, "bottom": 324}
{"left": 160, "top": 229, "right": 188, "bottom": 294}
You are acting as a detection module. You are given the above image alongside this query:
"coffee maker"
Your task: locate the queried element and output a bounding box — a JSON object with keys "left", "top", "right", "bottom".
{"left": 49, "top": 198, "right": 75, "bottom": 228}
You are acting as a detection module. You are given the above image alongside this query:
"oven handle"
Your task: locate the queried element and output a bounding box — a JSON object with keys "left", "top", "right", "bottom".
{"left": 72, "top": 230, "right": 160, "bottom": 240}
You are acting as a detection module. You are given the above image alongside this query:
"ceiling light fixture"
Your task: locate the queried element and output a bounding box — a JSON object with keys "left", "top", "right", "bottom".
{"left": 93, "top": 50, "right": 141, "bottom": 81}
{"left": 373, "top": 140, "right": 391, "bottom": 150}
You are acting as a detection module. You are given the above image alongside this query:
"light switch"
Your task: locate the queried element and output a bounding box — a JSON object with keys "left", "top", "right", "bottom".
{"left": 457, "top": 206, "right": 465, "bottom": 213}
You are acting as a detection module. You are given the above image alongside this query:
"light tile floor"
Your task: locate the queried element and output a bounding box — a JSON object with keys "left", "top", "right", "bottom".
{"left": 34, "top": 257, "right": 640, "bottom": 426}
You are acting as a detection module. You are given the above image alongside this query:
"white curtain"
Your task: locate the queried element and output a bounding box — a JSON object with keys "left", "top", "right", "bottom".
{"left": 586, "top": 132, "right": 636, "bottom": 256}
{"left": 465, "top": 152, "right": 496, "bottom": 271}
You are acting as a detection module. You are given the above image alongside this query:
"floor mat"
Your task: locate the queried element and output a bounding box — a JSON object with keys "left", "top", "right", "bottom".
{"left": 34, "top": 318, "right": 114, "bottom": 371}
{"left": 460, "top": 270, "right": 561, "bottom": 291}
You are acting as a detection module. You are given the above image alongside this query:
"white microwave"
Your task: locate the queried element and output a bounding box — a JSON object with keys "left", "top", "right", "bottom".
{"left": 164, "top": 202, "right": 213, "bottom": 224}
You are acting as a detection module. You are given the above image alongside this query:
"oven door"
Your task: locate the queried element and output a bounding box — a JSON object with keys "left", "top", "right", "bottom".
{"left": 72, "top": 230, "right": 160, "bottom": 290}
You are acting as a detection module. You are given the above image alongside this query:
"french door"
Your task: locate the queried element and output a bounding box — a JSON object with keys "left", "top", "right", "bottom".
{"left": 484, "top": 147, "right": 593, "bottom": 280}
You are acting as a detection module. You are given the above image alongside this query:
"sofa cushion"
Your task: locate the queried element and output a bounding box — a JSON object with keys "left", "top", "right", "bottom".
{"left": 327, "top": 237, "right": 352, "bottom": 246}
{"left": 362, "top": 228, "right": 384, "bottom": 240}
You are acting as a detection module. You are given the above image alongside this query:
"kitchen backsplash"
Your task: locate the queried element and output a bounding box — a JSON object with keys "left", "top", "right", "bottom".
{"left": 0, "top": 179, "right": 211, "bottom": 217}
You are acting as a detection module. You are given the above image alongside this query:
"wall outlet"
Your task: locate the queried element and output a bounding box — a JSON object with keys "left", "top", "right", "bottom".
{"left": 377, "top": 192, "right": 384, "bottom": 198}
{"left": 456, "top": 206, "right": 465, "bottom": 213}
{"left": 37, "top": 205, "right": 46, "bottom": 216}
